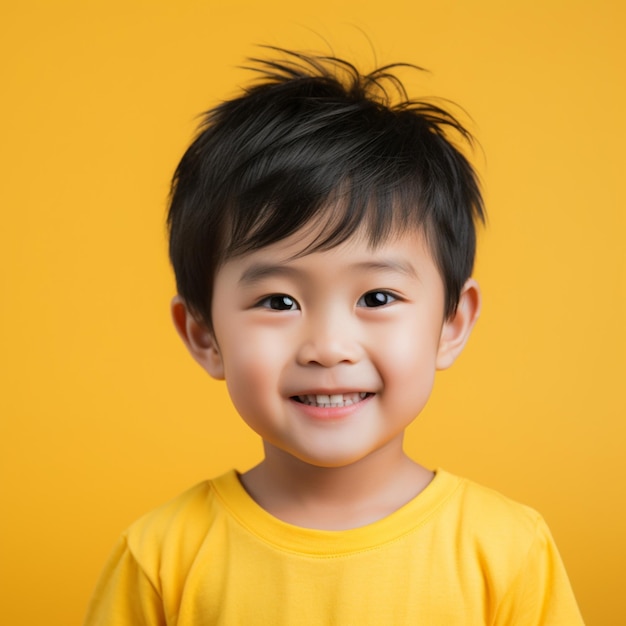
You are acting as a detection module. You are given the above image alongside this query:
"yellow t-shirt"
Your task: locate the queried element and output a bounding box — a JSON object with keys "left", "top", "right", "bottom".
{"left": 84, "top": 469, "right": 584, "bottom": 625}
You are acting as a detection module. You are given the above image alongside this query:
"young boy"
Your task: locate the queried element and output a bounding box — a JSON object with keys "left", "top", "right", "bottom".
{"left": 84, "top": 49, "right": 584, "bottom": 624}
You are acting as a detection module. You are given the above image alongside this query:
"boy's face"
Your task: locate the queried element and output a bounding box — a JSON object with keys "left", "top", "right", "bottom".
{"left": 174, "top": 220, "right": 479, "bottom": 470}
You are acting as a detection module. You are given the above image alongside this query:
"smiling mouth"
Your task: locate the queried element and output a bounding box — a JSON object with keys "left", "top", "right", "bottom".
{"left": 292, "top": 392, "right": 372, "bottom": 408}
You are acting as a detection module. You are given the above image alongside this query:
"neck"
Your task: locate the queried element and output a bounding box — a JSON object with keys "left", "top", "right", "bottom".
{"left": 240, "top": 439, "right": 433, "bottom": 530}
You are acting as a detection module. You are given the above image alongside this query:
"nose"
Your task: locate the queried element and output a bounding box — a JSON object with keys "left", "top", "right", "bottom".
{"left": 295, "top": 307, "right": 362, "bottom": 367}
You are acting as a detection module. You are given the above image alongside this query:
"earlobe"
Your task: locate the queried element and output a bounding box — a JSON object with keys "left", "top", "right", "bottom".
{"left": 436, "top": 279, "right": 481, "bottom": 370}
{"left": 171, "top": 295, "right": 225, "bottom": 380}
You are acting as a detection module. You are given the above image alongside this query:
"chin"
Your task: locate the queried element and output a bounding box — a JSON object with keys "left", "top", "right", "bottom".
{"left": 289, "top": 446, "right": 381, "bottom": 470}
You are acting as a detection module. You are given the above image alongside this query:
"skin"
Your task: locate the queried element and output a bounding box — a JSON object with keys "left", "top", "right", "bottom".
{"left": 172, "top": 223, "right": 480, "bottom": 530}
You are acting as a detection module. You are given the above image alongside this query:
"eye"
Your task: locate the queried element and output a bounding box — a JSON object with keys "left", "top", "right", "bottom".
{"left": 257, "top": 294, "right": 299, "bottom": 311}
{"left": 357, "top": 290, "right": 397, "bottom": 308}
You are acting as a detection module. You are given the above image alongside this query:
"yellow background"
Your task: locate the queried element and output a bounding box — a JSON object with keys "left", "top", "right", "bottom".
{"left": 1, "top": 1, "right": 624, "bottom": 624}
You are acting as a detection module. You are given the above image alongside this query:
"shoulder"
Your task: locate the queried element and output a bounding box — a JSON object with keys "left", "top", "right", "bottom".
{"left": 127, "top": 479, "right": 213, "bottom": 537}
{"left": 437, "top": 470, "right": 544, "bottom": 534}
{"left": 435, "top": 471, "right": 564, "bottom": 583}
{"left": 431, "top": 471, "right": 556, "bottom": 568}
{"left": 424, "top": 472, "right": 585, "bottom": 623}
{"left": 121, "top": 474, "right": 232, "bottom": 581}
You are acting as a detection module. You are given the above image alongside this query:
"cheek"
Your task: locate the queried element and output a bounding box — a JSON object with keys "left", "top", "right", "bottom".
{"left": 376, "top": 322, "right": 440, "bottom": 400}
{"left": 219, "top": 330, "right": 286, "bottom": 415}
{"left": 223, "top": 349, "right": 268, "bottom": 399}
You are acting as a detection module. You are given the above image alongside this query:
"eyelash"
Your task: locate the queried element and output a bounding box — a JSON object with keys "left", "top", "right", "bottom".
{"left": 255, "top": 290, "right": 398, "bottom": 311}
{"left": 357, "top": 290, "right": 398, "bottom": 308}
{"left": 256, "top": 294, "right": 299, "bottom": 311}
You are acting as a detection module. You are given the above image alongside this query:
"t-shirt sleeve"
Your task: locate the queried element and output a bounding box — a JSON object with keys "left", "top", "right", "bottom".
{"left": 493, "top": 516, "right": 585, "bottom": 625}
{"left": 83, "top": 535, "right": 166, "bottom": 626}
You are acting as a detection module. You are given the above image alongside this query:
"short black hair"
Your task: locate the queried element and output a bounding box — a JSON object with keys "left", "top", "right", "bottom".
{"left": 168, "top": 48, "right": 485, "bottom": 328}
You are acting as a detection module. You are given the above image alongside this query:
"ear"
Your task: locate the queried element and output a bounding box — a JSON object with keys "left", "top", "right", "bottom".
{"left": 170, "top": 295, "right": 225, "bottom": 380}
{"left": 436, "top": 278, "right": 481, "bottom": 370}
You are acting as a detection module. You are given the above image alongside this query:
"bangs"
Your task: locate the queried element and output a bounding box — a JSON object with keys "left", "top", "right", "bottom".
{"left": 222, "top": 175, "right": 427, "bottom": 262}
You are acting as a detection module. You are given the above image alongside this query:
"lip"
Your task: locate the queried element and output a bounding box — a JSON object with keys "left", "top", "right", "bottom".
{"left": 290, "top": 388, "right": 372, "bottom": 396}
{"left": 288, "top": 392, "right": 374, "bottom": 421}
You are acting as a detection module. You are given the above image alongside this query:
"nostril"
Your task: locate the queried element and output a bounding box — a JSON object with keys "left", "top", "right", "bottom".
{"left": 296, "top": 339, "right": 362, "bottom": 368}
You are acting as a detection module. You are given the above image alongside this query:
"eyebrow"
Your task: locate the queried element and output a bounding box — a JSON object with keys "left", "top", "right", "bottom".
{"left": 238, "top": 263, "right": 300, "bottom": 286}
{"left": 238, "top": 258, "right": 418, "bottom": 286}
{"left": 353, "top": 259, "right": 418, "bottom": 279}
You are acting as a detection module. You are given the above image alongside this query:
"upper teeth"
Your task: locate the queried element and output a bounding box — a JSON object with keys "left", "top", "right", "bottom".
{"left": 298, "top": 393, "right": 368, "bottom": 407}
